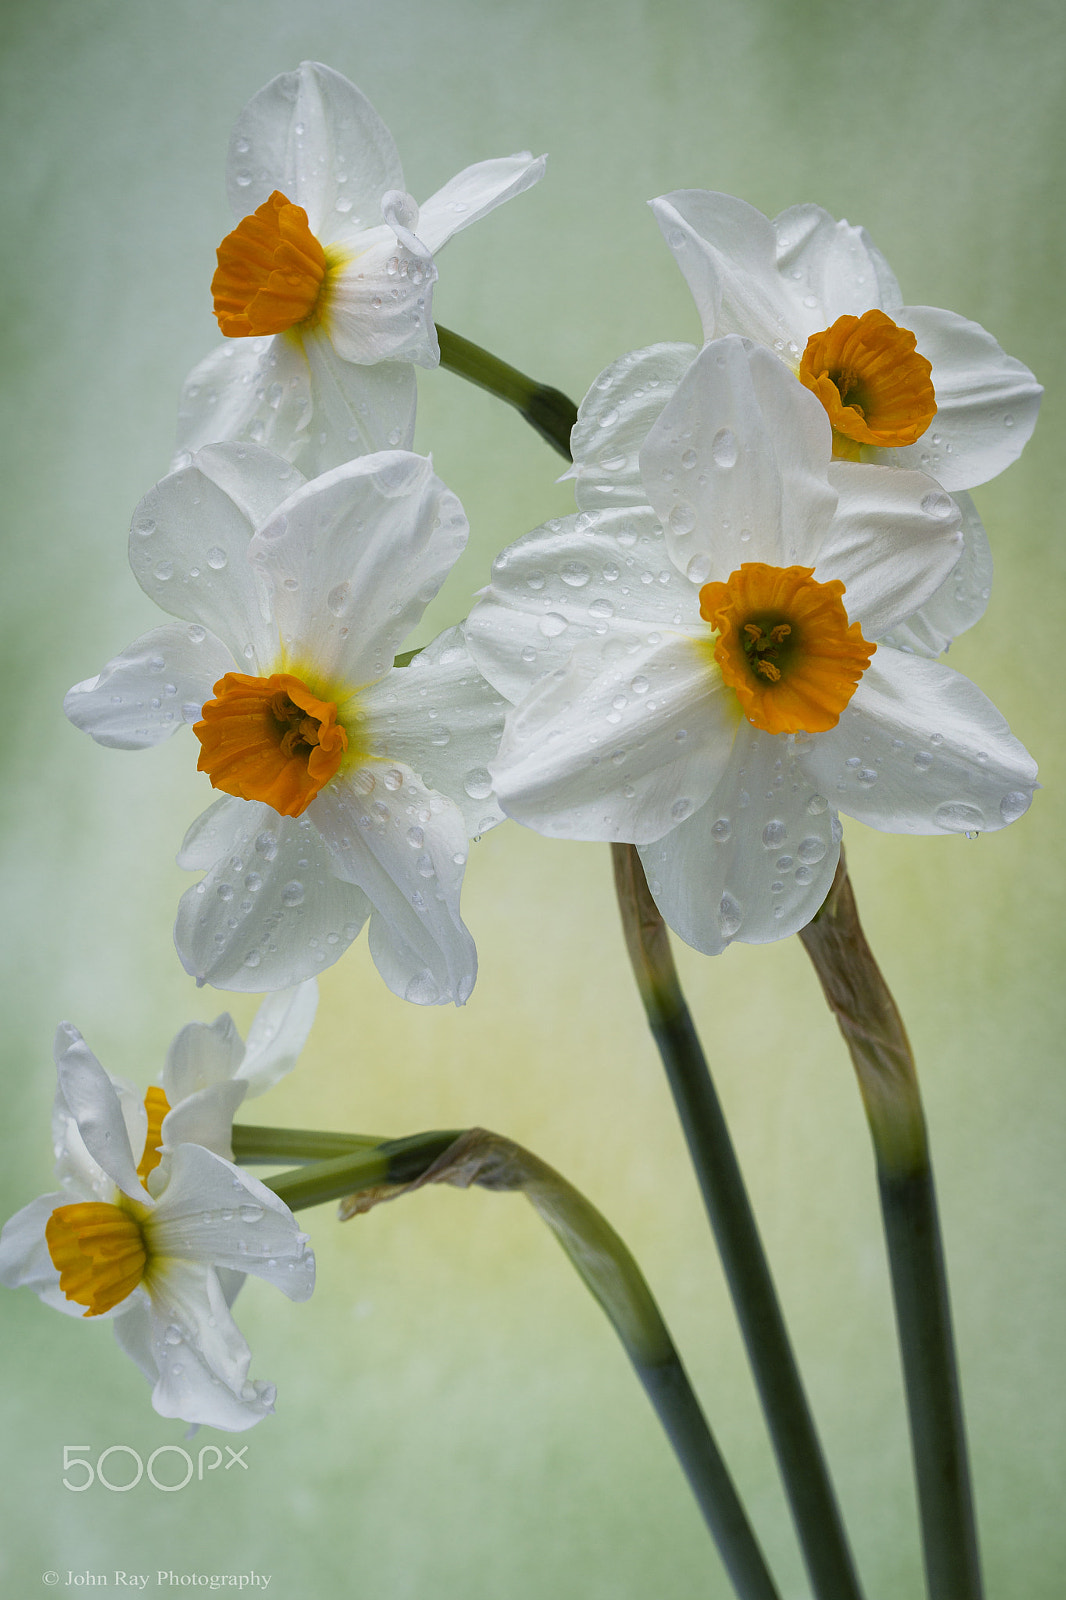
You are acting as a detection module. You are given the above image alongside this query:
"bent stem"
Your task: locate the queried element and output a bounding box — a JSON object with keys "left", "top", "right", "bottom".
{"left": 264, "top": 1125, "right": 782, "bottom": 1600}
{"left": 613, "top": 843, "right": 865, "bottom": 1600}
{"left": 437, "top": 325, "right": 578, "bottom": 460}
{"left": 798, "top": 854, "right": 983, "bottom": 1600}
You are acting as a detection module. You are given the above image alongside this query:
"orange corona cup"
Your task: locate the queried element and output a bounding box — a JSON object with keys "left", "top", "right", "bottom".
{"left": 700, "top": 563, "right": 875, "bottom": 735}
{"left": 799, "top": 310, "right": 936, "bottom": 458}
{"left": 194, "top": 672, "right": 349, "bottom": 818}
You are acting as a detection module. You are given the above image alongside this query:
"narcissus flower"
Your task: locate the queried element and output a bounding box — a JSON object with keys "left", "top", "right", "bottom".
{"left": 176, "top": 61, "right": 545, "bottom": 475}
{"left": 0, "top": 1014, "right": 315, "bottom": 1431}
{"left": 650, "top": 189, "right": 1041, "bottom": 491}
{"left": 465, "top": 338, "right": 1037, "bottom": 955}
{"left": 65, "top": 443, "right": 506, "bottom": 1002}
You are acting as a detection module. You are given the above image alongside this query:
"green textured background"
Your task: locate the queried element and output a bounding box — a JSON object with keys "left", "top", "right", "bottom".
{"left": 1, "top": 1, "right": 1063, "bottom": 1595}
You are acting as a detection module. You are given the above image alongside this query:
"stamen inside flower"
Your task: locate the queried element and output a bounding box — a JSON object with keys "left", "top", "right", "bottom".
{"left": 194, "top": 672, "right": 348, "bottom": 817}
{"left": 46, "top": 1202, "right": 148, "bottom": 1317}
{"left": 136, "top": 1086, "right": 172, "bottom": 1186}
{"left": 798, "top": 310, "right": 936, "bottom": 458}
{"left": 700, "top": 563, "right": 874, "bottom": 734}
{"left": 212, "top": 190, "right": 328, "bottom": 337}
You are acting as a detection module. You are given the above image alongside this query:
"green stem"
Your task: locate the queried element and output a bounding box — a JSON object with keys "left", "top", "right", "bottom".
{"left": 232, "top": 1124, "right": 383, "bottom": 1164}
{"left": 332, "top": 1126, "right": 783, "bottom": 1600}
{"left": 613, "top": 844, "right": 865, "bottom": 1600}
{"left": 799, "top": 856, "right": 983, "bottom": 1600}
{"left": 437, "top": 325, "right": 577, "bottom": 460}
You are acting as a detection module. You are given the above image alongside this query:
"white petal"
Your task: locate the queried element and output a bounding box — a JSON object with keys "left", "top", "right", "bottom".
{"left": 323, "top": 230, "right": 438, "bottom": 367}
{"left": 299, "top": 330, "right": 418, "bottom": 468}
{"left": 227, "top": 62, "right": 403, "bottom": 238}
{"left": 238, "top": 981, "right": 319, "bottom": 1097}
{"left": 146, "top": 1260, "right": 275, "bottom": 1432}
{"left": 464, "top": 507, "right": 697, "bottom": 705}
{"left": 250, "top": 451, "right": 468, "bottom": 687}
{"left": 164, "top": 1014, "right": 246, "bottom": 1102}
{"left": 359, "top": 628, "right": 507, "bottom": 835}
{"left": 638, "top": 732, "right": 841, "bottom": 953}
{"left": 54, "top": 1034, "right": 144, "bottom": 1203}
{"left": 311, "top": 768, "right": 477, "bottom": 1005}
{"left": 570, "top": 344, "right": 697, "bottom": 513}
{"left": 128, "top": 451, "right": 294, "bottom": 666}
{"left": 882, "top": 306, "right": 1043, "bottom": 490}
{"left": 64, "top": 625, "right": 233, "bottom": 750}
{"left": 771, "top": 203, "right": 903, "bottom": 323}
{"left": 651, "top": 191, "right": 800, "bottom": 347}
{"left": 160, "top": 1082, "right": 248, "bottom": 1162}
{"left": 797, "top": 650, "right": 1038, "bottom": 834}
{"left": 175, "top": 335, "right": 314, "bottom": 469}
{"left": 0, "top": 1193, "right": 85, "bottom": 1317}
{"left": 150, "top": 1145, "right": 314, "bottom": 1301}
{"left": 490, "top": 635, "right": 740, "bottom": 844}
{"left": 174, "top": 802, "right": 371, "bottom": 991}
{"left": 817, "top": 463, "right": 963, "bottom": 638}
{"left": 882, "top": 492, "right": 992, "bottom": 657}
{"left": 111, "top": 1300, "right": 159, "bottom": 1382}
{"left": 416, "top": 152, "right": 546, "bottom": 252}
{"left": 640, "top": 338, "right": 837, "bottom": 573}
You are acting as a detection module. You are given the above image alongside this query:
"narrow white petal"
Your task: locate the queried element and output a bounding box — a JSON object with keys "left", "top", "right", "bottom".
{"left": 226, "top": 62, "right": 403, "bottom": 237}
{"left": 54, "top": 1037, "right": 144, "bottom": 1203}
{"left": 160, "top": 1082, "right": 248, "bottom": 1162}
{"left": 311, "top": 768, "right": 477, "bottom": 1005}
{"left": 464, "top": 507, "right": 697, "bottom": 705}
{"left": 797, "top": 651, "right": 1038, "bottom": 834}
{"left": 150, "top": 1145, "right": 314, "bottom": 1301}
{"left": 640, "top": 338, "right": 837, "bottom": 573}
{"left": 146, "top": 1260, "right": 274, "bottom": 1432}
{"left": 416, "top": 152, "right": 546, "bottom": 252}
{"left": 359, "top": 628, "right": 508, "bottom": 836}
{"left": 638, "top": 732, "right": 841, "bottom": 953}
{"left": 491, "top": 635, "right": 740, "bottom": 844}
{"left": 570, "top": 344, "right": 697, "bottom": 512}
{"left": 299, "top": 330, "right": 418, "bottom": 469}
{"left": 50, "top": 1036, "right": 145, "bottom": 1202}
{"left": 250, "top": 451, "right": 468, "bottom": 687}
{"left": 164, "top": 1015, "right": 246, "bottom": 1103}
{"left": 175, "top": 336, "right": 314, "bottom": 469}
{"left": 64, "top": 626, "right": 233, "bottom": 750}
{"left": 0, "top": 1194, "right": 85, "bottom": 1317}
{"left": 651, "top": 191, "right": 800, "bottom": 347}
{"left": 238, "top": 981, "right": 319, "bottom": 1097}
{"left": 174, "top": 804, "right": 371, "bottom": 992}
{"left": 817, "top": 463, "right": 963, "bottom": 638}
{"left": 883, "top": 306, "right": 1043, "bottom": 490}
{"left": 771, "top": 203, "right": 903, "bottom": 323}
{"left": 323, "top": 230, "right": 438, "bottom": 367}
{"left": 883, "top": 492, "right": 993, "bottom": 657}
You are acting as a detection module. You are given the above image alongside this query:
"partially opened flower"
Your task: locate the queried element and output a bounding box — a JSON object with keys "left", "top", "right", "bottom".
{"left": 0, "top": 1019, "right": 315, "bottom": 1431}
{"left": 177, "top": 61, "right": 545, "bottom": 475}
{"left": 465, "top": 338, "right": 1037, "bottom": 955}
{"left": 64, "top": 443, "right": 506, "bottom": 1001}
{"left": 651, "top": 189, "right": 1041, "bottom": 492}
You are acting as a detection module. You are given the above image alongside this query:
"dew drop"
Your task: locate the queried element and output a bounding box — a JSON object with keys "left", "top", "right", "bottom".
{"left": 717, "top": 893, "right": 742, "bottom": 938}
{"left": 281, "top": 880, "right": 305, "bottom": 906}
{"left": 669, "top": 502, "right": 696, "bottom": 537}
{"left": 797, "top": 836, "right": 826, "bottom": 865}
{"left": 711, "top": 817, "right": 732, "bottom": 841}
{"left": 806, "top": 794, "right": 828, "bottom": 814}
{"left": 761, "top": 820, "right": 787, "bottom": 848}
{"left": 999, "top": 790, "right": 1030, "bottom": 823}
{"left": 206, "top": 546, "right": 228, "bottom": 570}
{"left": 934, "top": 801, "right": 985, "bottom": 833}
{"left": 463, "top": 768, "right": 493, "bottom": 800}
{"left": 913, "top": 751, "right": 934, "bottom": 771}
{"left": 711, "top": 428, "right": 738, "bottom": 469}
{"left": 560, "top": 560, "right": 591, "bottom": 587}
{"left": 539, "top": 613, "right": 568, "bottom": 637}
{"left": 921, "top": 492, "right": 954, "bottom": 520}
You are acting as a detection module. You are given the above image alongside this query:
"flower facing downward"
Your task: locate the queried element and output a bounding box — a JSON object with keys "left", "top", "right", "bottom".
{"left": 64, "top": 443, "right": 506, "bottom": 1002}
{"left": 464, "top": 338, "right": 1038, "bottom": 957}
{"left": 650, "top": 189, "right": 1041, "bottom": 491}
{"left": 0, "top": 1005, "right": 317, "bottom": 1431}
{"left": 176, "top": 62, "right": 546, "bottom": 475}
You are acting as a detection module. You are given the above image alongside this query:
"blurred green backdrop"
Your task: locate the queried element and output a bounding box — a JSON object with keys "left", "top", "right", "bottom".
{"left": 1, "top": 0, "right": 1063, "bottom": 1595}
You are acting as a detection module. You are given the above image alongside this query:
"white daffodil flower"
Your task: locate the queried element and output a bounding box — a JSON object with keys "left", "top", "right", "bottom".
{"left": 176, "top": 61, "right": 545, "bottom": 475}
{"left": 65, "top": 443, "right": 506, "bottom": 1002}
{"left": 651, "top": 189, "right": 1042, "bottom": 494}
{"left": 465, "top": 338, "right": 1037, "bottom": 956}
{"left": 0, "top": 1019, "right": 315, "bottom": 1431}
